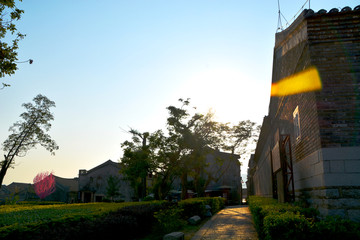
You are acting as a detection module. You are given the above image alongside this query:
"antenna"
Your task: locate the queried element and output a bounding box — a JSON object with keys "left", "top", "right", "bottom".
{"left": 277, "top": 0, "right": 288, "bottom": 32}
{"left": 276, "top": 0, "right": 310, "bottom": 32}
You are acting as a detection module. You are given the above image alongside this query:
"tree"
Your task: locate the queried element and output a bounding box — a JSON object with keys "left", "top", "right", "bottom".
{"left": 148, "top": 129, "right": 181, "bottom": 200}
{"left": 0, "top": 0, "right": 26, "bottom": 89}
{"left": 221, "top": 120, "right": 260, "bottom": 155}
{"left": 0, "top": 94, "right": 59, "bottom": 187}
{"left": 119, "top": 98, "right": 260, "bottom": 200}
{"left": 106, "top": 175, "right": 122, "bottom": 201}
{"left": 120, "top": 129, "right": 152, "bottom": 200}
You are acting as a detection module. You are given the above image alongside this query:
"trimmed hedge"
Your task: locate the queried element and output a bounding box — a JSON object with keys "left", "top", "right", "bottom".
{"left": 0, "top": 201, "right": 169, "bottom": 240}
{"left": 0, "top": 197, "right": 225, "bottom": 239}
{"left": 248, "top": 196, "right": 360, "bottom": 240}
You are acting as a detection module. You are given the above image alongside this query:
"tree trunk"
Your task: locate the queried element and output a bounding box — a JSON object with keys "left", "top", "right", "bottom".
{"left": 0, "top": 163, "right": 9, "bottom": 188}
{"left": 141, "top": 176, "right": 147, "bottom": 199}
{"left": 181, "top": 172, "right": 187, "bottom": 200}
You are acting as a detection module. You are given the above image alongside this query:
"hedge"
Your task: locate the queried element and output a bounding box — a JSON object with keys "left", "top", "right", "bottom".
{"left": 0, "top": 197, "right": 225, "bottom": 239}
{"left": 248, "top": 196, "right": 360, "bottom": 240}
{"left": 0, "top": 201, "right": 169, "bottom": 240}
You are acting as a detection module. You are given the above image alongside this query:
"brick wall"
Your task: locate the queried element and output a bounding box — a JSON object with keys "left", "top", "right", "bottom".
{"left": 307, "top": 11, "right": 360, "bottom": 147}
{"left": 250, "top": 7, "right": 360, "bottom": 221}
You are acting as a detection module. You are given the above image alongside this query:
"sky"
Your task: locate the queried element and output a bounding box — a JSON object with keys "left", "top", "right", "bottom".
{"left": 1, "top": 0, "right": 359, "bottom": 186}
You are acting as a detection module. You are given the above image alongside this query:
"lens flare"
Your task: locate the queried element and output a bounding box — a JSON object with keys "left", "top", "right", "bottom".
{"left": 33, "top": 171, "right": 56, "bottom": 199}
{"left": 271, "top": 66, "right": 322, "bottom": 97}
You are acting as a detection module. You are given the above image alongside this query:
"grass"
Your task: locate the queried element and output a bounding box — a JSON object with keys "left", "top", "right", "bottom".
{"left": 0, "top": 202, "right": 142, "bottom": 228}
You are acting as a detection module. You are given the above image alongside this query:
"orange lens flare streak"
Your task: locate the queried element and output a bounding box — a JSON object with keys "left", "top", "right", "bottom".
{"left": 271, "top": 67, "right": 322, "bottom": 97}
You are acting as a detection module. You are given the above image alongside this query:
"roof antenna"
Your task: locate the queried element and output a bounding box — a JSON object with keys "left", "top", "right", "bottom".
{"left": 277, "top": 0, "right": 288, "bottom": 32}
{"left": 277, "top": 0, "right": 283, "bottom": 32}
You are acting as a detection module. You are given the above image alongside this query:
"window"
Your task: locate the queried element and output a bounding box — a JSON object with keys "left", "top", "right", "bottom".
{"left": 293, "top": 106, "right": 301, "bottom": 141}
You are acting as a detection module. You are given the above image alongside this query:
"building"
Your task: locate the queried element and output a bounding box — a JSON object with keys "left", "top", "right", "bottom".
{"left": 204, "top": 150, "right": 242, "bottom": 203}
{"left": 248, "top": 6, "right": 360, "bottom": 221}
{"left": 0, "top": 152, "right": 242, "bottom": 204}
{"left": 0, "top": 182, "right": 37, "bottom": 203}
{"left": 169, "top": 149, "right": 242, "bottom": 203}
{"left": 0, "top": 176, "right": 78, "bottom": 203}
{"left": 78, "top": 160, "right": 133, "bottom": 202}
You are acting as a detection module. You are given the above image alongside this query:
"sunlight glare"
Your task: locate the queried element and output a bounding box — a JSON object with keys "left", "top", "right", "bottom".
{"left": 271, "top": 66, "right": 322, "bottom": 97}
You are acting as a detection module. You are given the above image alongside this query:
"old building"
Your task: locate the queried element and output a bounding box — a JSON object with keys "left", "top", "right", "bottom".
{"left": 78, "top": 160, "right": 133, "bottom": 202}
{"left": 248, "top": 6, "right": 360, "bottom": 221}
{"left": 169, "top": 149, "right": 242, "bottom": 203}
{"left": 0, "top": 182, "right": 37, "bottom": 203}
{"left": 204, "top": 150, "right": 242, "bottom": 203}
{"left": 0, "top": 176, "right": 78, "bottom": 203}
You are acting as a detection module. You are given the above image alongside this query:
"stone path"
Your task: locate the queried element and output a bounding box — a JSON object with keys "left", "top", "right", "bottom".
{"left": 191, "top": 205, "right": 258, "bottom": 240}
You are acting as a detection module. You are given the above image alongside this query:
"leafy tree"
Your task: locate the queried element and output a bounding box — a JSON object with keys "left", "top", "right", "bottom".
{"left": 120, "top": 98, "right": 260, "bottom": 200}
{"left": 0, "top": 94, "right": 59, "bottom": 187}
{"left": 106, "top": 175, "right": 122, "bottom": 201}
{"left": 148, "top": 129, "right": 181, "bottom": 200}
{"left": 221, "top": 120, "right": 260, "bottom": 155}
{"left": 0, "top": 0, "right": 26, "bottom": 89}
{"left": 120, "top": 129, "right": 152, "bottom": 200}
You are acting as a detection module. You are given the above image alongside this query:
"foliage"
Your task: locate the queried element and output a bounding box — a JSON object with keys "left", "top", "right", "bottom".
{"left": 16, "top": 201, "right": 65, "bottom": 205}
{"left": 4, "top": 194, "right": 19, "bottom": 205}
{"left": 120, "top": 99, "right": 259, "bottom": 200}
{"left": 312, "top": 215, "right": 360, "bottom": 240}
{"left": 196, "top": 197, "right": 225, "bottom": 214}
{"left": 263, "top": 211, "right": 311, "bottom": 240}
{"left": 248, "top": 196, "right": 360, "bottom": 240}
{"left": 178, "top": 198, "right": 207, "bottom": 219}
{"left": 154, "top": 207, "right": 186, "bottom": 234}
{"left": 0, "top": 0, "right": 26, "bottom": 88}
{"left": 33, "top": 172, "right": 56, "bottom": 199}
{"left": 0, "top": 201, "right": 169, "bottom": 239}
{"left": 120, "top": 129, "right": 152, "bottom": 200}
{"left": 0, "top": 197, "right": 224, "bottom": 239}
{"left": 142, "top": 195, "right": 155, "bottom": 201}
{"left": 0, "top": 94, "right": 59, "bottom": 187}
{"left": 105, "top": 175, "right": 122, "bottom": 201}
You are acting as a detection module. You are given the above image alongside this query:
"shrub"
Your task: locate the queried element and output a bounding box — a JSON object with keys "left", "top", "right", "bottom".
{"left": 248, "top": 196, "right": 360, "bottom": 240}
{"left": 177, "top": 198, "right": 207, "bottom": 219}
{"left": 263, "top": 211, "right": 311, "bottom": 240}
{"left": 17, "top": 201, "right": 65, "bottom": 205}
{"left": 197, "top": 197, "right": 225, "bottom": 214}
{"left": 154, "top": 207, "right": 186, "bottom": 234}
{"left": 311, "top": 216, "right": 360, "bottom": 240}
{"left": 0, "top": 201, "right": 168, "bottom": 240}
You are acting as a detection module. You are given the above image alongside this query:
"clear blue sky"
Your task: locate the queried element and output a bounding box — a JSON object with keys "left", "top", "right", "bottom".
{"left": 1, "top": 1, "right": 358, "bottom": 185}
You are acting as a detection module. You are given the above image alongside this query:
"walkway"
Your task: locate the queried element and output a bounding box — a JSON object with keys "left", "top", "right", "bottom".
{"left": 191, "top": 205, "right": 258, "bottom": 240}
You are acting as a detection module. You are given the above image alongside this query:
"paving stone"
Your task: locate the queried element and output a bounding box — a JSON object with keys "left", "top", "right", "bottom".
{"left": 191, "top": 205, "right": 258, "bottom": 240}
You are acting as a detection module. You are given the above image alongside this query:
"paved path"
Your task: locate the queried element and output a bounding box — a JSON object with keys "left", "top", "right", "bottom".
{"left": 191, "top": 205, "right": 258, "bottom": 240}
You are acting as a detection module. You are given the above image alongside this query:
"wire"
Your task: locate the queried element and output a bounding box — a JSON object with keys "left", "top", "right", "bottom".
{"left": 276, "top": 0, "right": 310, "bottom": 32}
